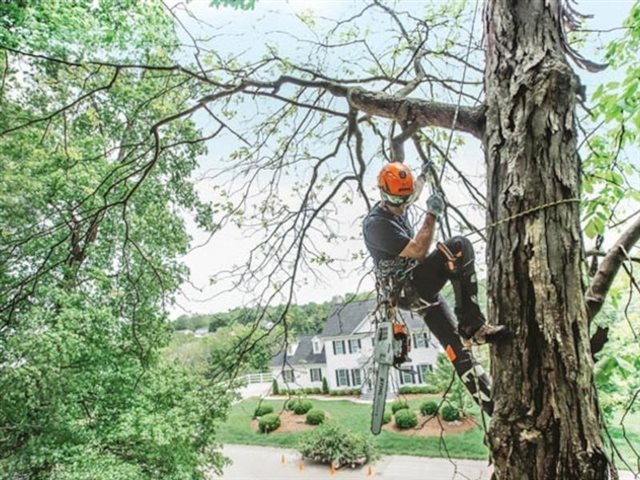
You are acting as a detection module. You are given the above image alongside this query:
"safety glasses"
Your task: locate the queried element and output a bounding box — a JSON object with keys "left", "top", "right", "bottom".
{"left": 380, "top": 189, "right": 411, "bottom": 206}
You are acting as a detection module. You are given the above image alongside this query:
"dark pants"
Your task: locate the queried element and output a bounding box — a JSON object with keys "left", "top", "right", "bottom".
{"left": 421, "top": 298, "right": 494, "bottom": 415}
{"left": 409, "top": 235, "right": 493, "bottom": 414}
{"left": 409, "top": 235, "right": 485, "bottom": 336}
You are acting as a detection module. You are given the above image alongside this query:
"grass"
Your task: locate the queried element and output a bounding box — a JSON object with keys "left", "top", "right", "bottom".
{"left": 218, "top": 396, "right": 489, "bottom": 460}
{"left": 219, "top": 396, "right": 640, "bottom": 469}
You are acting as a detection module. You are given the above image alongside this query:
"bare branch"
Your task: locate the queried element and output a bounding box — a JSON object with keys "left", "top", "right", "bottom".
{"left": 586, "top": 215, "right": 640, "bottom": 320}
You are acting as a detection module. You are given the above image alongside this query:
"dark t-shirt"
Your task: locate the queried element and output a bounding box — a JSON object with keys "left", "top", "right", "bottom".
{"left": 362, "top": 202, "right": 414, "bottom": 261}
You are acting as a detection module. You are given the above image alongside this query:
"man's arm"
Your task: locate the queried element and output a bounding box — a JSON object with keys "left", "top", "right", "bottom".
{"left": 398, "top": 213, "right": 437, "bottom": 260}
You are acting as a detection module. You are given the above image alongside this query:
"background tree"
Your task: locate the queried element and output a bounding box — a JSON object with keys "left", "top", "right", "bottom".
{"left": 0, "top": 2, "right": 231, "bottom": 478}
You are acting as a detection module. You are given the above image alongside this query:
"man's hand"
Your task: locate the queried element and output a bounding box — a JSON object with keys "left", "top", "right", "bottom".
{"left": 426, "top": 193, "right": 445, "bottom": 218}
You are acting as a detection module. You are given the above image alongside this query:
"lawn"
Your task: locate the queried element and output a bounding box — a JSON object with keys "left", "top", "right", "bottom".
{"left": 219, "top": 396, "right": 640, "bottom": 467}
{"left": 218, "top": 396, "right": 489, "bottom": 460}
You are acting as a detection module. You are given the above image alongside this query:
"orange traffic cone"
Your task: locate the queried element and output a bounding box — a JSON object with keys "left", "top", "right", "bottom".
{"left": 299, "top": 461, "right": 304, "bottom": 471}
{"left": 367, "top": 465, "right": 374, "bottom": 477}
{"left": 280, "top": 454, "right": 286, "bottom": 464}
{"left": 330, "top": 462, "right": 336, "bottom": 476}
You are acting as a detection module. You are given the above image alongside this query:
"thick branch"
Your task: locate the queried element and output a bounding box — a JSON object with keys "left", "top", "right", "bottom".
{"left": 347, "top": 88, "right": 485, "bottom": 138}
{"left": 585, "top": 215, "right": 640, "bottom": 321}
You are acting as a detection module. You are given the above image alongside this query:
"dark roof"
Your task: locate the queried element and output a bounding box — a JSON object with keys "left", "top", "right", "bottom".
{"left": 321, "top": 299, "right": 377, "bottom": 336}
{"left": 271, "top": 335, "right": 326, "bottom": 367}
{"left": 321, "top": 299, "right": 429, "bottom": 336}
{"left": 400, "top": 309, "right": 429, "bottom": 330}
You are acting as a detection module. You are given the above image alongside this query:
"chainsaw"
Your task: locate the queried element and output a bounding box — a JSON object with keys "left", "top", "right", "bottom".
{"left": 370, "top": 305, "right": 412, "bottom": 435}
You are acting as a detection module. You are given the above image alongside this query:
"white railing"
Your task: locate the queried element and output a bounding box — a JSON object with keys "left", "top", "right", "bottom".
{"left": 241, "top": 372, "right": 273, "bottom": 384}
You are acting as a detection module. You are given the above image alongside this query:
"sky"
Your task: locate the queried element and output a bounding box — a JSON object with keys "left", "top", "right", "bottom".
{"left": 168, "top": 0, "right": 638, "bottom": 318}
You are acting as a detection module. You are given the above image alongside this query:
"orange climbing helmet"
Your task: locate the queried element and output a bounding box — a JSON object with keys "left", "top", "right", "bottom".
{"left": 377, "top": 162, "right": 415, "bottom": 205}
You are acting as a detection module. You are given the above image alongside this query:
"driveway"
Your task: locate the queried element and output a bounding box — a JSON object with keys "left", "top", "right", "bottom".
{"left": 213, "top": 444, "right": 638, "bottom": 480}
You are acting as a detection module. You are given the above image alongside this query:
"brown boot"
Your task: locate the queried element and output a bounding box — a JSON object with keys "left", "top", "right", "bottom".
{"left": 461, "top": 324, "right": 510, "bottom": 348}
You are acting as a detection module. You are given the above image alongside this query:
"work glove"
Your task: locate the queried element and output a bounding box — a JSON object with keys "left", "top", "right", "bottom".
{"left": 426, "top": 193, "right": 445, "bottom": 218}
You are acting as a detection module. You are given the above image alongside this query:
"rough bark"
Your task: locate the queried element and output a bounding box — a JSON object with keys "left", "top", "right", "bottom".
{"left": 483, "top": 0, "right": 610, "bottom": 478}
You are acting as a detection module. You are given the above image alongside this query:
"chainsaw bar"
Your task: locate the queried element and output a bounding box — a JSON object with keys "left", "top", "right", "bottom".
{"left": 371, "top": 362, "right": 390, "bottom": 435}
{"left": 370, "top": 321, "right": 395, "bottom": 435}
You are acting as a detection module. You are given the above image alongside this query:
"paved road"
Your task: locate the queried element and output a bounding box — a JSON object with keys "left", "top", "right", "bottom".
{"left": 214, "top": 444, "right": 492, "bottom": 480}
{"left": 213, "top": 445, "right": 639, "bottom": 480}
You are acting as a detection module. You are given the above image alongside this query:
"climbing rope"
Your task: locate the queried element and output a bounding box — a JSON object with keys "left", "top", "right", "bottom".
{"left": 472, "top": 197, "right": 582, "bottom": 237}
{"left": 438, "top": 0, "right": 481, "bottom": 183}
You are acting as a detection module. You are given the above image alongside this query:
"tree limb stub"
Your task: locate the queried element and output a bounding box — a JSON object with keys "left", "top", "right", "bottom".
{"left": 586, "top": 215, "right": 640, "bottom": 322}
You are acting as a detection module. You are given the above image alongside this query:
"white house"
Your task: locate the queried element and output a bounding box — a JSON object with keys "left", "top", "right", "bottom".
{"left": 271, "top": 299, "right": 439, "bottom": 398}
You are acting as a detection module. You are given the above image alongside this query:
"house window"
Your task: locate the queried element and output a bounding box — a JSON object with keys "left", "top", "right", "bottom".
{"left": 348, "top": 338, "right": 362, "bottom": 353}
{"left": 313, "top": 339, "right": 321, "bottom": 354}
{"left": 418, "top": 364, "right": 432, "bottom": 383}
{"left": 336, "top": 369, "right": 350, "bottom": 387}
{"left": 283, "top": 370, "right": 295, "bottom": 383}
{"left": 351, "top": 368, "right": 362, "bottom": 386}
{"left": 333, "top": 340, "right": 346, "bottom": 355}
{"left": 310, "top": 368, "right": 322, "bottom": 382}
{"left": 412, "top": 332, "right": 430, "bottom": 349}
{"left": 399, "top": 370, "right": 415, "bottom": 385}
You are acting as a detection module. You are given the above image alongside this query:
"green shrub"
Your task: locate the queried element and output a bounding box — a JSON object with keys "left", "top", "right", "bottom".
{"left": 304, "top": 387, "right": 321, "bottom": 394}
{"left": 254, "top": 404, "right": 274, "bottom": 417}
{"left": 328, "top": 389, "right": 354, "bottom": 396}
{"left": 394, "top": 409, "right": 418, "bottom": 429}
{"left": 420, "top": 400, "right": 439, "bottom": 417}
{"left": 306, "top": 409, "right": 325, "bottom": 425}
{"left": 382, "top": 411, "right": 391, "bottom": 425}
{"left": 441, "top": 405, "right": 460, "bottom": 422}
{"left": 322, "top": 377, "right": 329, "bottom": 394}
{"left": 272, "top": 379, "right": 279, "bottom": 395}
{"left": 298, "top": 423, "right": 377, "bottom": 466}
{"left": 399, "top": 385, "right": 438, "bottom": 394}
{"left": 423, "top": 384, "right": 441, "bottom": 394}
{"left": 390, "top": 399, "right": 409, "bottom": 414}
{"left": 258, "top": 413, "right": 281, "bottom": 433}
{"left": 293, "top": 400, "right": 313, "bottom": 415}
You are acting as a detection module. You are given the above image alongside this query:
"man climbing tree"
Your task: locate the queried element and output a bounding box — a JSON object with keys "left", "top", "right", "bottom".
{"left": 363, "top": 161, "right": 507, "bottom": 416}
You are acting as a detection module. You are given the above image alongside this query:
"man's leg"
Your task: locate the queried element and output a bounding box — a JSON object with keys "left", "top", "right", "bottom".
{"left": 411, "top": 235, "right": 506, "bottom": 343}
{"left": 421, "top": 299, "right": 494, "bottom": 415}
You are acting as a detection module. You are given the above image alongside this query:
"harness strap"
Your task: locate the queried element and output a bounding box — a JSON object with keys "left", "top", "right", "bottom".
{"left": 436, "top": 241, "right": 463, "bottom": 273}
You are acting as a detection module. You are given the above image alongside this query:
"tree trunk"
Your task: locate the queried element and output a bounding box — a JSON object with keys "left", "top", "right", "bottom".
{"left": 483, "top": 1, "right": 610, "bottom": 478}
